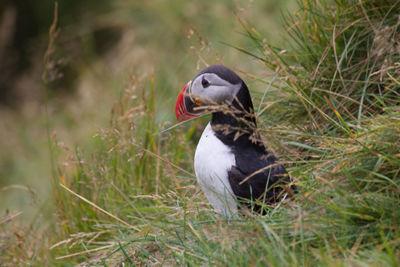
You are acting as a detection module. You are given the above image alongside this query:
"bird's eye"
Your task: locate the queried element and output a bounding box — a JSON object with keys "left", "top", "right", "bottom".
{"left": 201, "top": 78, "right": 210, "bottom": 88}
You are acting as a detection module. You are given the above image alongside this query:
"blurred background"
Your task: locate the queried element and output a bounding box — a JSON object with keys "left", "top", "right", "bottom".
{"left": 0, "top": 0, "right": 294, "bottom": 225}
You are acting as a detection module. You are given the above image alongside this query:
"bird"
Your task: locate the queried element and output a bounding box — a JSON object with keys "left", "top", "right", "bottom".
{"left": 175, "top": 64, "right": 296, "bottom": 217}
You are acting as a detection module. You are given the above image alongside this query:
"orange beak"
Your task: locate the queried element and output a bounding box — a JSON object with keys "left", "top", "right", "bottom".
{"left": 175, "top": 82, "right": 200, "bottom": 121}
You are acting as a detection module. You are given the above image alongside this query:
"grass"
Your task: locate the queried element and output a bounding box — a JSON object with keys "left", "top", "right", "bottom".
{"left": 0, "top": 1, "right": 291, "bottom": 264}
{"left": 1, "top": 0, "right": 400, "bottom": 265}
{"left": 53, "top": 0, "right": 399, "bottom": 265}
{"left": 47, "top": 1, "right": 400, "bottom": 265}
{"left": 0, "top": 0, "right": 290, "bottom": 224}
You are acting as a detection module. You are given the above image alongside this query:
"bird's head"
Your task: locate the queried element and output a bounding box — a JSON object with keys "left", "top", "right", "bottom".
{"left": 175, "top": 65, "right": 244, "bottom": 122}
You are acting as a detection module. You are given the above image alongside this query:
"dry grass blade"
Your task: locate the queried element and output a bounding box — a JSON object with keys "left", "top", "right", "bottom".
{"left": 59, "top": 183, "right": 139, "bottom": 232}
{"left": 55, "top": 244, "right": 116, "bottom": 260}
{"left": 239, "top": 163, "right": 282, "bottom": 185}
{"left": 0, "top": 211, "right": 23, "bottom": 226}
{"left": 142, "top": 148, "right": 195, "bottom": 178}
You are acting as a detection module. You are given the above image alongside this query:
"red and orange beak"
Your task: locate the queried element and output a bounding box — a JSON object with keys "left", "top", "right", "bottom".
{"left": 175, "top": 81, "right": 201, "bottom": 122}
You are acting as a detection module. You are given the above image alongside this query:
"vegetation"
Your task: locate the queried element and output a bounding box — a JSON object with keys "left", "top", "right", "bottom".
{"left": 1, "top": 0, "right": 399, "bottom": 265}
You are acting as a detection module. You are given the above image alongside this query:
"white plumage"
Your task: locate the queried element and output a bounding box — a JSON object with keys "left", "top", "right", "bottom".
{"left": 194, "top": 123, "right": 238, "bottom": 217}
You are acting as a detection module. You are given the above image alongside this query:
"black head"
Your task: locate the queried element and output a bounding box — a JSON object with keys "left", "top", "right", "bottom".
{"left": 175, "top": 64, "right": 251, "bottom": 121}
{"left": 194, "top": 64, "right": 242, "bottom": 85}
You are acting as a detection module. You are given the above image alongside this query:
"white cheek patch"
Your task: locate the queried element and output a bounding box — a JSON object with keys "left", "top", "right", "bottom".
{"left": 203, "top": 85, "right": 237, "bottom": 104}
{"left": 191, "top": 73, "right": 242, "bottom": 104}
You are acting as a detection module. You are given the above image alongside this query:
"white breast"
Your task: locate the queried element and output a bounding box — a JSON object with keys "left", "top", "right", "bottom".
{"left": 194, "top": 123, "right": 238, "bottom": 217}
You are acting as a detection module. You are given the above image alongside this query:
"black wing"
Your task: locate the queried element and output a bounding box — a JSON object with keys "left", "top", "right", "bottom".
{"left": 228, "top": 145, "right": 295, "bottom": 212}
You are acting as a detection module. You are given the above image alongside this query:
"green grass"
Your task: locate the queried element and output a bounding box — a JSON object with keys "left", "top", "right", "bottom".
{"left": 51, "top": 0, "right": 399, "bottom": 265}
{"left": 0, "top": 1, "right": 292, "bottom": 265}
{"left": 2, "top": 0, "right": 400, "bottom": 265}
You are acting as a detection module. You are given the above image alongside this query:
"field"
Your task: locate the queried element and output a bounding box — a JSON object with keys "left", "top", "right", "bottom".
{"left": 0, "top": 0, "right": 399, "bottom": 266}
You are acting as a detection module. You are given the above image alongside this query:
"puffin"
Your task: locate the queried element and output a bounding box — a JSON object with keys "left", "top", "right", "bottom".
{"left": 175, "top": 65, "right": 296, "bottom": 216}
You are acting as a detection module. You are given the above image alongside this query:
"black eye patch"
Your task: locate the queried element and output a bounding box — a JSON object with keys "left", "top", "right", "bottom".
{"left": 201, "top": 77, "right": 210, "bottom": 88}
